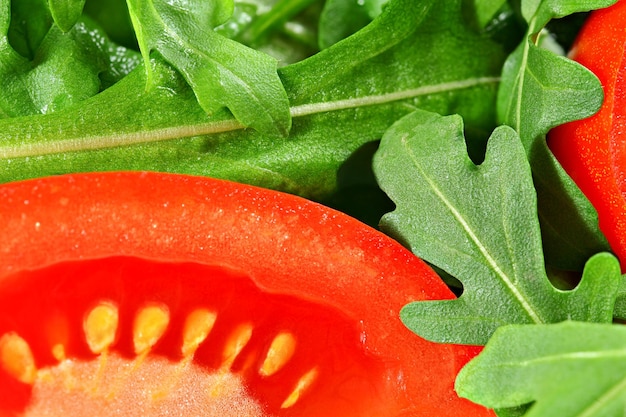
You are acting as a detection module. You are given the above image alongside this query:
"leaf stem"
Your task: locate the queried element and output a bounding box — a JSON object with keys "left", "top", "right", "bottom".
{"left": 290, "top": 77, "right": 500, "bottom": 117}
{"left": 0, "top": 120, "right": 245, "bottom": 159}
{"left": 513, "top": 17, "right": 538, "bottom": 134}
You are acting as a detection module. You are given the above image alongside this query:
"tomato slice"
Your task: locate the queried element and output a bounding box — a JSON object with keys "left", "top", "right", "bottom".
{"left": 548, "top": 0, "right": 626, "bottom": 269}
{"left": 0, "top": 172, "right": 492, "bottom": 416}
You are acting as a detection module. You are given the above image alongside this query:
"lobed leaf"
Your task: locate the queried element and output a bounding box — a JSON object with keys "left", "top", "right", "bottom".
{"left": 373, "top": 109, "right": 621, "bottom": 345}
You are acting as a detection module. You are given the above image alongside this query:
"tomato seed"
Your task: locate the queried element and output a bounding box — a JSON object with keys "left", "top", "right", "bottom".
{"left": 221, "top": 323, "right": 254, "bottom": 371}
{"left": 259, "top": 332, "right": 297, "bottom": 377}
{"left": 84, "top": 301, "right": 119, "bottom": 355}
{"left": 281, "top": 367, "right": 318, "bottom": 409}
{"left": 0, "top": 332, "right": 37, "bottom": 384}
{"left": 133, "top": 304, "right": 170, "bottom": 356}
{"left": 182, "top": 308, "right": 218, "bottom": 357}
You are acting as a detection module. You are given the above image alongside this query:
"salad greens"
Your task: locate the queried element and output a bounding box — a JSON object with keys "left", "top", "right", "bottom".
{"left": 1, "top": 0, "right": 625, "bottom": 415}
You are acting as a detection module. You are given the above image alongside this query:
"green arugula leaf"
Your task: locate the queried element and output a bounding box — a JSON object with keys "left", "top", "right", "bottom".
{"left": 497, "top": 0, "right": 615, "bottom": 270}
{"left": 318, "top": 0, "right": 371, "bottom": 49}
{"left": 282, "top": 0, "right": 506, "bottom": 151}
{"left": 215, "top": 0, "right": 321, "bottom": 66}
{"left": 613, "top": 275, "right": 626, "bottom": 320}
{"left": 49, "top": 0, "right": 86, "bottom": 32}
{"left": 456, "top": 321, "right": 626, "bottom": 416}
{"left": 0, "top": 0, "right": 507, "bottom": 203}
{"left": 6, "top": 0, "right": 53, "bottom": 59}
{"left": 473, "top": 0, "right": 508, "bottom": 28}
{"left": 234, "top": 0, "right": 316, "bottom": 46}
{"left": 126, "top": 0, "right": 291, "bottom": 137}
{"left": 373, "top": 109, "right": 621, "bottom": 345}
{"left": 0, "top": 3, "right": 140, "bottom": 118}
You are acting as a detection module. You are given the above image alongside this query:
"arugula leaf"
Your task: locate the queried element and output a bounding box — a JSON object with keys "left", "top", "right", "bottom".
{"left": 282, "top": 0, "right": 506, "bottom": 147}
{"left": 613, "top": 276, "right": 626, "bottom": 320}
{"left": 456, "top": 321, "right": 626, "bottom": 416}
{"left": 473, "top": 0, "right": 508, "bottom": 28}
{"left": 234, "top": 0, "right": 316, "bottom": 46}
{"left": 318, "top": 0, "right": 371, "bottom": 49}
{"left": 373, "top": 109, "right": 621, "bottom": 345}
{"left": 214, "top": 0, "right": 321, "bottom": 66}
{"left": 126, "top": 0, "right": 291, "bottom": 137}
{"left": 6, "top": 0, "right": 53, "bottom": 59}
{"left": 0, "top": 0, "right": 506, "bottom": 203}
{"left": 497, "top": 0, "right": 615, "bottom": 270}
{"left": 49, "top": 0, "right": 86, "bottom": 32}
{"left": 0, "top": 3, "right": 139, "bottom": 118}
{"left": 498, "top": 0, "right": 615, "bottom": 144}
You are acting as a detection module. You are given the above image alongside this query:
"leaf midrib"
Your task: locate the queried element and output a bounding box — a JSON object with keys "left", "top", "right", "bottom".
{"left": 0, "top": 77, "right": 499, "bottom": 159}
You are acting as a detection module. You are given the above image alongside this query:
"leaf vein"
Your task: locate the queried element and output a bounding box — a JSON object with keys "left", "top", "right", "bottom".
{"left": 0, "top": 78, "right": 499, "bottom": 159}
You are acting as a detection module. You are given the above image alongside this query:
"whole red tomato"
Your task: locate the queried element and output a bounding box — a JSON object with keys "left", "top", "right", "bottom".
{"left": 0, "top": 172, "right": 492, "bottom": 416}
{"left": 548, "top": 0, "right": 626, "bottom": 269}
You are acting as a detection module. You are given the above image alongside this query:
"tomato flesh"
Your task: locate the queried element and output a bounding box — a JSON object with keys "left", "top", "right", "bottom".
{"left": 0, "top": 172, "right": 493, "bottom": 416}
{"left": 0, "top": 256, "right": 388, "bottom": 416}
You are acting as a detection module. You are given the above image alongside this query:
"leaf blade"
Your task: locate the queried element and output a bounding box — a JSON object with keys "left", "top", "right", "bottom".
{"left": 456, "top": 321, "right": 626, "bottom": 416}
{"left": 49, "top": 0, "right": 87, "bottom": 32}
{"left": 126, "top": 0, "right": 291, "bottom": 137}
{"left": 373, "top": 109, "right": 621, "bottom": 344}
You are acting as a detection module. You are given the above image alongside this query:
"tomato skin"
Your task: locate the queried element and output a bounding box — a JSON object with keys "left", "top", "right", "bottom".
{"left": 548, "top": 0, "right": 626, "bottom": 269}
{"left": 0, "top": 172, "right": 492, "bottom": 416}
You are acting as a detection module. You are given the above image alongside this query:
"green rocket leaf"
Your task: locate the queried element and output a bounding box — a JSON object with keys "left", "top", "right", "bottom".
{"left": 373, "top": 109, "right": 621, "bottom": 345}
{"left": 49, "top": 0, "right": 87, "bottom": 32}
{"left": 457, "top": 321, "right": 626, "bottom": 416}
{"left": 0, "top": 0, "right": 139, "bottom": 118}
{"left": 126, "top": 0, "right": 291, "bottom": 137}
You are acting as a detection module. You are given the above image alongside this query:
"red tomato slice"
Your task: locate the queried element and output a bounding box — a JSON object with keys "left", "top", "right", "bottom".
{"left": 0, "top": 172, "right": 492, "bottom": 417}
{"left": 548, "top": 0, "right": 626, "bottom": 269}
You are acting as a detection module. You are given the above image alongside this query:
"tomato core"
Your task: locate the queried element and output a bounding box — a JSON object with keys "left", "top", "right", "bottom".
{"left": 0, "top": 256, "right": 391, "bottom": 416}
